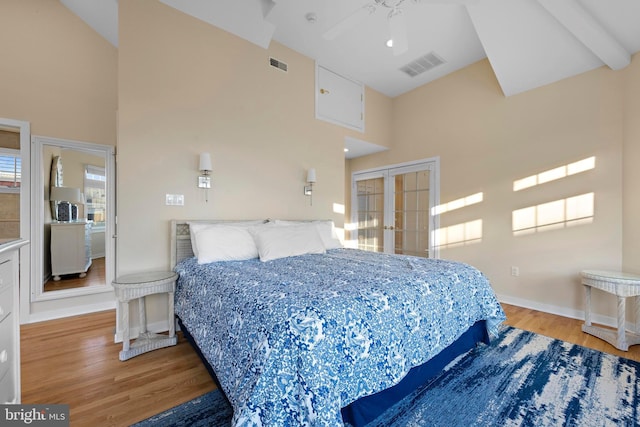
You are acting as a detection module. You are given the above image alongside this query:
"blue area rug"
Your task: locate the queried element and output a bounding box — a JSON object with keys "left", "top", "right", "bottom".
{"left": 132, "top": 326, "right": 640, "bottom": 426}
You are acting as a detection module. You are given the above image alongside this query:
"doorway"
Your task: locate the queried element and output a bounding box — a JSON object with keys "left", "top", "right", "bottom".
{"left": 0, "top": 118, "right": 30, "bottom": 323}
{"left": 0, "top": 129, "right": 21, "bottom": 240}
{"left": 352, "top": 158, "right": 440, "bottom": 258}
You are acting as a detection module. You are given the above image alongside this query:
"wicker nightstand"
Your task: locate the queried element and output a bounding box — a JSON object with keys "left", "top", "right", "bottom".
{"left": 112, "top": 271, "right": 178, "bottom": 361}
{"left": 581, "top": 270, "right": 640, "bottom": 351}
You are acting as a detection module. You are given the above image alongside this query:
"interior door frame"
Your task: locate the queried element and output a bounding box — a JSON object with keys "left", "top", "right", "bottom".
{"left": 0, "top": 118, "right": 31, "bottom": 324}
{"left": 351, "top": 157, "right": 441, "bottom": 258}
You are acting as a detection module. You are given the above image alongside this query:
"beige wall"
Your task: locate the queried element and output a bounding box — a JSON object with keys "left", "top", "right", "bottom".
{"left": 116, "top": 0, "right": 391, "bottom": 275}
{"left": 623, "top": 56, "right": 640, "bottom": 273}
{"left": 0, "top": 0, "right": 118, "bottom": 322}
{"left": 115, "top": 1, "right": 392, "bottom": 332}
{"left": 349, "top": 57, "right": 635, "bottom": 321}
{"left": 0, "top": 0, "right": 117, "bottom": 142}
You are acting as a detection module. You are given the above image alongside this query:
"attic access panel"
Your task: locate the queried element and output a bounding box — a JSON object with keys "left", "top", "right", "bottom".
{"left": 315, "top": 64, "right": 364, "bottom": 133}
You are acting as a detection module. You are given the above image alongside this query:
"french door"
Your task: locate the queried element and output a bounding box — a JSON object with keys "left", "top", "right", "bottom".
{"left": 352, "top": 159, "right": 439, "bottom": 258}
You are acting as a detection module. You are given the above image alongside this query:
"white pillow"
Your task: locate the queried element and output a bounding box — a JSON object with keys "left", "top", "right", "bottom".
{"left": 249, "top": 223, "right": 326, "bottom": 262}
{"left": 274, "top": 220, "right": 343, "bottom": 250}
{"left": 194, "top": 225, "right": 259, "bottom": 264}
{"left": 188, "top": 221, "right": 264, "bottom": 257}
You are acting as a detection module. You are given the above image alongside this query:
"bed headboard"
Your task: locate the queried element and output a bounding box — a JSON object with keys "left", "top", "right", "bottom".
{"left": 170, "top": 219, "right": 269, "bottom": 269}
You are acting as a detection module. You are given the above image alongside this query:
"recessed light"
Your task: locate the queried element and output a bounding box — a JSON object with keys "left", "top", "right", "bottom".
{"left": 344, "top": 148, "right": 349, "bottom": 152}
{"left": 386, "top": 39, "right": 393, "bottom": 48}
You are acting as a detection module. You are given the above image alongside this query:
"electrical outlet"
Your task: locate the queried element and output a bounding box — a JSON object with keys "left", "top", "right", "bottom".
{"left": 511, "top": 266, "right": 520, "bottom": 277}
{"left": 165, "top": 194, "right": 184, "bottom": 206}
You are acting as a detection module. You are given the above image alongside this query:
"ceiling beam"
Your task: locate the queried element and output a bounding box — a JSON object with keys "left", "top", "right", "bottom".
{"left": 537, "top": 0, "right": 630, "bottom": 70}
{"left": 159, "top": 0, "right": 276, "bottom": 49}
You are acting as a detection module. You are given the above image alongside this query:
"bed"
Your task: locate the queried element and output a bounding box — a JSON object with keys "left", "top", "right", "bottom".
{"left": 170, "top": 219, "right": 506, "bottom": 426}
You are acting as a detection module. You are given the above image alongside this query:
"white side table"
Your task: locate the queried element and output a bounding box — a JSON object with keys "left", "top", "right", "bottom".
{"left": 112, "top": 271, "right": 178, "bottom": 361}
{"left": 581, "top": 270, "right": 640, "bottom": 351}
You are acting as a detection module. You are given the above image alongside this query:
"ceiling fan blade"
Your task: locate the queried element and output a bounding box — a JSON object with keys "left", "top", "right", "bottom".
{"left": 323, "top": 4, "right": 377, "bottom": 40}
{"left": 388, "top": 9, "right": 408, "bottom": 55}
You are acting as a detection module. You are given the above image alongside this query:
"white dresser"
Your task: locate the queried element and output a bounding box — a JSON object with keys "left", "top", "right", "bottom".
{"left": 51, "top": 221, "right": 92, "bottom": 281}
{"left": 0, "top": 238, "right": 27, "bottom": 404}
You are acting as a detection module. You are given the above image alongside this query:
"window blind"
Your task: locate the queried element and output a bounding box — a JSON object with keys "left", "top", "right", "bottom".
{"left": 0, "top": 149, "right": 20, "bottom": 189}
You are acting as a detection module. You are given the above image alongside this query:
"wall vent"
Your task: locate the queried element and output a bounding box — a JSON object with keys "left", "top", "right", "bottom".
{"left": 399, "top": 52, "right": 445, "bottom": 77}
{"left": 269, "top": 57, "right": 288, "bottom": 72}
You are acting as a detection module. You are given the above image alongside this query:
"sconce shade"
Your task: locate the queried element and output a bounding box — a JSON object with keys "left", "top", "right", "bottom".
{"left": 50, "top": 186, "right": 82, "bottom": 204}
{"left": 307, "top": 168, "right": 317, "bottom": 183}
{"left": 199, "top": 153, "right": 212, "bottom": 172}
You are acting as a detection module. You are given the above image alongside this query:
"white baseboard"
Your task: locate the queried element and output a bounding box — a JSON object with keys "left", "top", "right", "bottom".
{"left": 497, "top": 293, "right": 626, "bottom": 331}
{"left": 26, "top": 300, "right": 116, "bottom": 324}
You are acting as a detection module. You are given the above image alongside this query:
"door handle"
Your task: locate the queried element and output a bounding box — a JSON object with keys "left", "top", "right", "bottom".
{"left": 320, "top": 88, "right": 330, "bottom": 94}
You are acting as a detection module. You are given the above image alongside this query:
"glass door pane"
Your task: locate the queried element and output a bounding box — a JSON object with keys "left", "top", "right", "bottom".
{"left": 356, "top": 177, "right": 385, "bottom": 252}
{"left": 393, "top": 170, "right": 430, "bottom": 258}
{"left": 353, "top": 159, "right": 437, "bottom": 258}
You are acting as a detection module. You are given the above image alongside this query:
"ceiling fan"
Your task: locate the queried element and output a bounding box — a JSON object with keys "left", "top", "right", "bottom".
{"left": 322, "top": 0, "right": 470, "bottom": 56}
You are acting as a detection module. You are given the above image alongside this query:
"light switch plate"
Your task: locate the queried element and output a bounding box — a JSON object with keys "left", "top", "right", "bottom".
{"left": 165, "top": 194, "right": 184, "bottom": 206}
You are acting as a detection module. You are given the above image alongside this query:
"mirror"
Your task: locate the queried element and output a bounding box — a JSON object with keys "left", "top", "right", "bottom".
{"left": 32, "top": 136, "right": 115, "bottom": 301}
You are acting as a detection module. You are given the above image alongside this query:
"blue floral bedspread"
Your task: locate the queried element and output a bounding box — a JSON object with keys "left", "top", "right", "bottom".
{"left": 174, "top": 248, "right": 506, "bottom": 426}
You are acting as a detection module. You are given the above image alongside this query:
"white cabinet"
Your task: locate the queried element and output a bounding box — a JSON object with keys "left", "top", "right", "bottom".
{"left": 51, "top": 221, "right": 92, "bottom": 281}
{"left": 0, "top": 239, "right": 27, "bottom": 404}
{"left": 315, "top": 64, "right": 364, "bottom": 132}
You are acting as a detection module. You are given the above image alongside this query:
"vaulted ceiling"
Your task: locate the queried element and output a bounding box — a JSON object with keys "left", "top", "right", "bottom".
{"left": 61, "top": 0, "right": 640, "bottom": 98}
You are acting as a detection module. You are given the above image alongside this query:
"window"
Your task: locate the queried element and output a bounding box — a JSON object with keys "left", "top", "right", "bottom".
{"left": 85, "top": 165, "right": 106, "bottom": 228}
{"left": 0, "top": 148, "right": 20, "bottom": 192}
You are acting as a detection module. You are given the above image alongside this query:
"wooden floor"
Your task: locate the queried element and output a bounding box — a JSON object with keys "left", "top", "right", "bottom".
{"left": 43, "top": 257, "right": 106, "bottom": 292}
{"left": 20, "top": 303, "right": 640, "bottom": 426}
{"left": 20, "top": 310, "right": 216, "bottom": 427}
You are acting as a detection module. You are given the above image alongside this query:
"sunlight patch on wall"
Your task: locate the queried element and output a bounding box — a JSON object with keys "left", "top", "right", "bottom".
{"left": 333, "top": 203, "right": 345, "bottom": 214}
{"left": 343, "top": 222, "right": 358, "bottom": 249}
{"left": 512, "top": 192, "right": 594, "bottom": 236}
{"left": 433, "top": 192, "right": 483, "bottom": 215}
{"left": 513, "top": 157, "right": 595, "bottom": 192}
{"left": 434, "top": 219, "right": 483, "bottom": 249}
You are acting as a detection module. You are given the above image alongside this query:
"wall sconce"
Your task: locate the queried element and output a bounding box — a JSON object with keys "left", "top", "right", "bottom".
{"left": 198, "top": 153, "right": 212, "bottom": 202}
{"left": 304, "top": 168, "right": 316, "bottom": 205}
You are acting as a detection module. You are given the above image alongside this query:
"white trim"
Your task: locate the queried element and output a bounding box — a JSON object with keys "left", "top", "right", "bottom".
{"left": 351, "top": 157, "right": 440, "bottom": 258}
{"left": 26, "top": 300, "right": 116, "bottom": 324}
{"left": 31, "top": 281, "right": 114, "bottom": 301}
{"left": 30, "top": 135, "right": 116, "bottom": 303}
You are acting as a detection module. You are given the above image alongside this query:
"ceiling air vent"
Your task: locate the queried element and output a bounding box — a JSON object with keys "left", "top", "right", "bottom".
{"left": 399, "top": 52, "right": 445, "bottom": 78}
{"left": 269, "top": 57, "right": 288, "bottom": 73}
